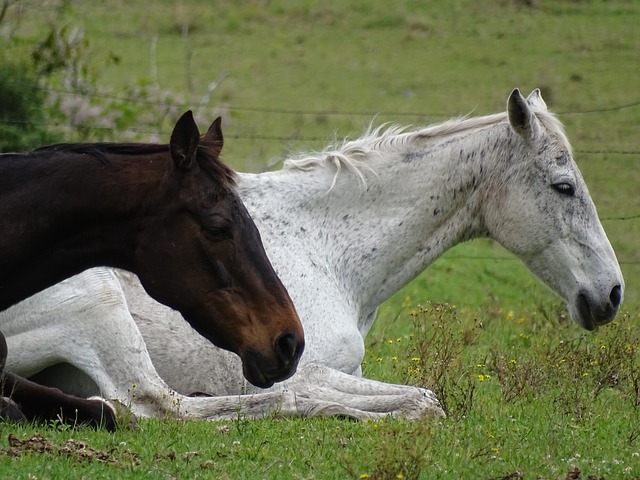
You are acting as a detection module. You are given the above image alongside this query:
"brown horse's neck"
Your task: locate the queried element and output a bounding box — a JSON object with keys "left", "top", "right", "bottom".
{"left": 0, "top": 147, "right": 172, "bottom": 310}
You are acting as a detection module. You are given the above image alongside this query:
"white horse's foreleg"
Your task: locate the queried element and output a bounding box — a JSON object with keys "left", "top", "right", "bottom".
{"left": 174, "top": 391, "right": 407, "bottom": 421}
{"left": 282, "top": 363, "right": 445, "bottom": 419}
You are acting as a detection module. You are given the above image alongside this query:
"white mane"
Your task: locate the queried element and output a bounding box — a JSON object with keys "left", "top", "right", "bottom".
{"left": 284, "top": 108, "right": 570, "bottom": 189}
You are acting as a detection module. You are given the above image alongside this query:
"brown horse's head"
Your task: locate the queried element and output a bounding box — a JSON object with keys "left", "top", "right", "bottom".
{"left": 135, "top": 112, "right": 304, "bottom": 388}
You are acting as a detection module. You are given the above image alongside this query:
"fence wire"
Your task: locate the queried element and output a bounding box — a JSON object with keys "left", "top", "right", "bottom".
{"left": 1, "top": 78, "right": 638, "bottom": 266}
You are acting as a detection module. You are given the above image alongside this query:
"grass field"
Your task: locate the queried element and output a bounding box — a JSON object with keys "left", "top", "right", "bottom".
{"left": 1, "top": 0, "right": 639, "bottom": 478}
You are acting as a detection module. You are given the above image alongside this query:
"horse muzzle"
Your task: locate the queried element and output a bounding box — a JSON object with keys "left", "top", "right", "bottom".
{"left": 574, "top": 284, "right": 623, "bottom": 331}
{"left": 241, "top": 332, "right": 305, "bottom": 388}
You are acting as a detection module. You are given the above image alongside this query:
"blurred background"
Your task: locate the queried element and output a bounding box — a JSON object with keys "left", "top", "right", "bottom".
{"left": 2, "top": 0, "right": 637, "bottom": 317}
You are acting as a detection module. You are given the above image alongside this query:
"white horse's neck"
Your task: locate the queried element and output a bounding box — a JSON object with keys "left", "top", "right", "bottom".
{"left": 238, "top": 115, "right": 513, "bottom": 329}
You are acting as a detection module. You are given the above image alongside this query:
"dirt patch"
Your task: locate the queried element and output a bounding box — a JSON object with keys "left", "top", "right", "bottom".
{"left": 495, "top": 466, "right": 638, "bottom": 480}
{"left": 1, "top": 433, "right": 140, "bottom": 467}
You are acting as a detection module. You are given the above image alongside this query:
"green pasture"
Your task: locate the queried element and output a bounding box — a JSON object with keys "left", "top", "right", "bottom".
{"left": 1, "top": 1, "right": 639, "bottom": 478}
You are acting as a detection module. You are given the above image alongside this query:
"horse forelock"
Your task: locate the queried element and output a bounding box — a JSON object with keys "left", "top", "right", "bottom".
{"left": 196, "top": 142, "right": 237, "bottom": 188}
{"left": 283, "top": 108, "right": 571, "bottom": 186}
{"left": 531, "top": 108, "right": 573, "bottom": 155}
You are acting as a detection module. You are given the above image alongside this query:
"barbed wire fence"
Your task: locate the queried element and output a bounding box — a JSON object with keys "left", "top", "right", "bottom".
{"left": 2, "top": 77, "right": 640, "bottom": 148}
{"left": 0, "top": 77, "right": 638, "bottom": 267}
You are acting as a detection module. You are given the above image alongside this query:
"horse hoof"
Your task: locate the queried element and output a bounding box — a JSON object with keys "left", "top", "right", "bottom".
{"left": 88, "top": 396, "right": 137, "bottom": 430}
{"left": 0, "top": 396, "right": 27, "bottom": 423}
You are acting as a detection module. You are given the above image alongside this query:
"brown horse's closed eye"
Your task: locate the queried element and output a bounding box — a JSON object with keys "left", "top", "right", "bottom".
{"left": 0, "top": 111, "right": 304, "bottom": 429}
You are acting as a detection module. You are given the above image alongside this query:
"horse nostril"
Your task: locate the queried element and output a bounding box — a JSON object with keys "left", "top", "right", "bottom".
{"left": 275, "top": 332, "right": 302, "bottom": 364}
{"left": 610, "top": 285, "right": 622, "bottom": 309}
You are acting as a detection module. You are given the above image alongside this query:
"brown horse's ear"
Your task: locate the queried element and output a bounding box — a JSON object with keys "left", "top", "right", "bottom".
{"left": 170, "top": 110, "right": 200, "bottom": 170}
{"left": 201, "top": 116, "right": 224, "bottom": 158}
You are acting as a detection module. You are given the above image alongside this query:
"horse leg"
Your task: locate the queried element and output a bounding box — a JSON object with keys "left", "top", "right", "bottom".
{"left": 0, "top": 370, "right": 117, "bottom": 431}
{"left": 282, "top": 362, "right": 446, "bottom": 420}
{"left": 0, "top": 329, "right": 116, "bottom": 430}
{"left": 0, "top": 396, "right": 26, "bottom": 422}
{"left": 166, "top": 390, "right": 386, "bottom": 421}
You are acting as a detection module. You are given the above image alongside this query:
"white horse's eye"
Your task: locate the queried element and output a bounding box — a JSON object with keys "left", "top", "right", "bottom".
{"left": 552, "top": 182, "right": 575, "bottom": 196}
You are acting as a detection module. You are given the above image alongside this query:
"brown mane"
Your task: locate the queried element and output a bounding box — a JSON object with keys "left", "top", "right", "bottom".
{"left": 31, "top": 140, "right": 237, "bottom": 187}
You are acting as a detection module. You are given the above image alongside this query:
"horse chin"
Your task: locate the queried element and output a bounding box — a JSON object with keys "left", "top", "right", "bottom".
{"left": 243, "top": 367, "right": 275, "bottom": 389}
{"left": 570, "top": 292, "right": 618, "bottom": 331}
{"left": 241, "top": 351, "right": 294, "bottom": 389}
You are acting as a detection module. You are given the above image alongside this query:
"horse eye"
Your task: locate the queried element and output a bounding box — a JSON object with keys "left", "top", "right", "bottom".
{"left": 202, "top": 216, "right": 232, "bottom": 239}
{"left": 204, "top": 225, "right": 232, "bottom": 239}
{"left": 552, "top": 182, "right": 575, "bottom": 196}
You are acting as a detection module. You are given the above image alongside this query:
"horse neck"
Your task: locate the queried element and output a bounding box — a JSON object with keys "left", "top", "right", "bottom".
{"left": 0, "top": 150, "right": 172, "bottom": 310}
{"left": 241, "top": 122, "right": 509, "bottom": 319}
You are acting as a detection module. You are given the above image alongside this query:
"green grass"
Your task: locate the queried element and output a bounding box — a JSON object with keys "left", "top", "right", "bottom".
{"left": 2, "top": 306, "right": 640, "bottom": 479}
{"left": 1, "top": 0, "right": 639, "bottom": 478}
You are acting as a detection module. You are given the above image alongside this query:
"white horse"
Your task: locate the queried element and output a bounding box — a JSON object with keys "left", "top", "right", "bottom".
{"left": 2, "top": 89, "right": 624, "bottom": 421}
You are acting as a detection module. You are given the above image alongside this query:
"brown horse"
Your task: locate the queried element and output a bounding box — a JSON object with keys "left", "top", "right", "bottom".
{"left": 0, "top": 111, "right": 304, "bottom": 429}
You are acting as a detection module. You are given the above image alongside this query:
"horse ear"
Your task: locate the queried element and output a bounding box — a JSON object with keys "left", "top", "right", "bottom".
{"left": 508, "top": 88, "right": 537, "bottom": 140}
{"left": 526, "top": 88, "right": 548, "bottom": 111}
{"left": 201, "top": 116, "right": 224, "bottom": 158}
{"left": 170, "top": 110, "right": 200, "bottom": 170}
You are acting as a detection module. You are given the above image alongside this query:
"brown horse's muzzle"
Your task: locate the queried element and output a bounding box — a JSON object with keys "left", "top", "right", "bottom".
{"left": 241, "top": 331, "right": 305, "bottom": 388}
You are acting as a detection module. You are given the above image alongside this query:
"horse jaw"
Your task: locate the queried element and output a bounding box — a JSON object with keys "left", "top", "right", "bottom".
{"left": 525, "top": 238, "right": 624, "bottom": 331}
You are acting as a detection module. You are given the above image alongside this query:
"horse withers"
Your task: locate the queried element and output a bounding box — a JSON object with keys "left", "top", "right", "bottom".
{"left": 0, "top": 111, "right": 304, "bottom": 429}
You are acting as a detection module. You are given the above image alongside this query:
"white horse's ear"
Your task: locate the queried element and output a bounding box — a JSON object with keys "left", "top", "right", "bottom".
{"left": 526, "top": 88, "right": 548, "bottom": 111}
{"left": 508, "top": 88, "right": 537, "bottom": 141}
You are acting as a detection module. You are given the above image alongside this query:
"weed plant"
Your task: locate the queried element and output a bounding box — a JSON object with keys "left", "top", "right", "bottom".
{"left": 359, "top": 304, "right": 640, "bottom": 479}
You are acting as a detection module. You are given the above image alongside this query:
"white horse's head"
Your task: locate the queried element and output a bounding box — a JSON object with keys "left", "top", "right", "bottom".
{"left": 483, "top": 88, "right": 623, "bottom": 330}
